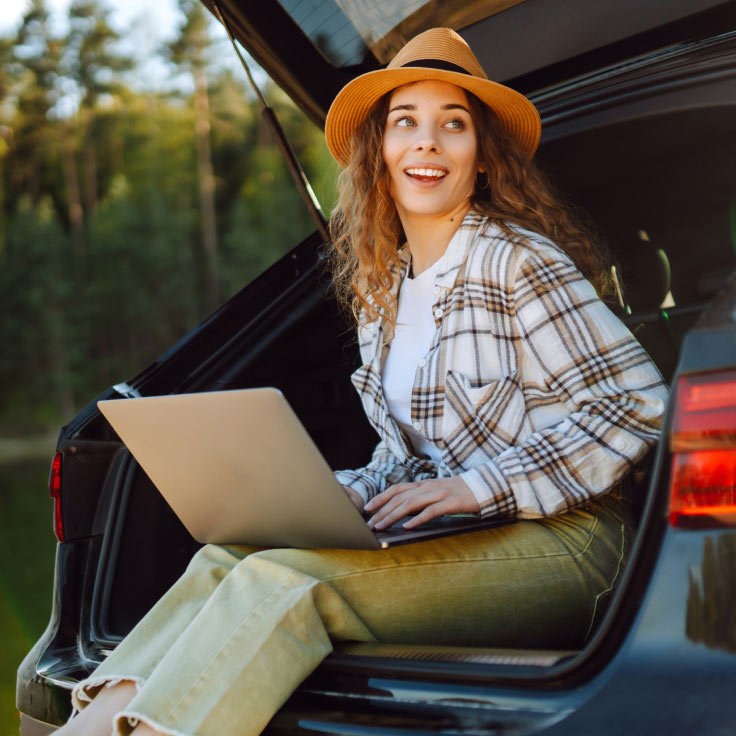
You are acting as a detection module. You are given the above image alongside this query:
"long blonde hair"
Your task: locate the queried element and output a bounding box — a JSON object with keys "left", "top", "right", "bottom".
{"left": 327, "top": 87, "right": 610, "bottom": 326}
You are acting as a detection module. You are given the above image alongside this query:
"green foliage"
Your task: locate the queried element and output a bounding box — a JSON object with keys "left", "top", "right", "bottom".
{"left": 0, "top": 2, "right": 338, "bottom": 435}
{"left": 167, "top": 0, "right": 214, "bottom": 72}
{"left": 0, "top": 458, "right": 57, "bottom": 736}
{"left": 65, "top": 0, "right": 131, "bottom": 108}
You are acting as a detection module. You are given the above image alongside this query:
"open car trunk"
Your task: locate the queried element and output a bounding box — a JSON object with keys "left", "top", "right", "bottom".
{"left": 95, "top": 62, "right": 736, "bottom": 637}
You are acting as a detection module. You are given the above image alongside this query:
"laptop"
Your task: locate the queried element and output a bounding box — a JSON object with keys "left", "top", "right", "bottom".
{"left": 98, "top": 388, "right": 505, "bottom": 549}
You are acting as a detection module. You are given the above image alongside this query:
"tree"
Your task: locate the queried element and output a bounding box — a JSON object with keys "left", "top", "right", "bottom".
{"left": 167, "top": 0, "right": 219, "bottom": 309}
{"left": 0, "top": 37, "right": 16, "bottom": 256}
{"left": 0, "top": 7, "right": 341, "bottom": 435}
{"left": 64, "top": 0, "right": 131, "bottom": 218}
{"left": 9, "top": 0, "right": 62, "bottom": 212}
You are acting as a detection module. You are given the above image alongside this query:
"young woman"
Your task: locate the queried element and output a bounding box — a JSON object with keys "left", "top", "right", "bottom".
{"left": 57, "top": 28, "right": 667, "bottom": 736}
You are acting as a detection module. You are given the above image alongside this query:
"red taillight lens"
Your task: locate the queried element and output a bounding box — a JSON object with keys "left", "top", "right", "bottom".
{"left": 49, "top": 452, "right": 64, "bottom": 542}
{"left": 669, "top": 371, "right": 736, "bottom": 527}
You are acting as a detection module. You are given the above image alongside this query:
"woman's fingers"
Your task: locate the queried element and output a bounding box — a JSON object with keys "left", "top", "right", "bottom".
{"left": 368, "top": 486, "right": 444, "bottom": 529}
{"left": 401, "top": 499, "right": 456, "bottom": 529}
{"left": 367, "top": 477, "right": 478, "bottom": 530}
{"left": 364, "top": 481, "right": 419, "bottom": 512}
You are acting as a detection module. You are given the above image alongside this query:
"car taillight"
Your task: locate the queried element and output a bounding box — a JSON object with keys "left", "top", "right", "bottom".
{"left": 49, "top": 451, "right": 64, "bottom": 542}
{"left": 669, "top": 370, "right": 736, "bottom": 527}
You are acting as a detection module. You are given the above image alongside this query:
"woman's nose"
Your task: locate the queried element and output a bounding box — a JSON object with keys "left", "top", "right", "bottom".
{"left": 411, "top": 127, "right": 441, "bottom": 153}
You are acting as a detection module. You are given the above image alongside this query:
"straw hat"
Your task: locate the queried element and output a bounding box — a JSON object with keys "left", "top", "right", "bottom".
{"left": 325, "top": 27, "right": 541, "bottom": 167}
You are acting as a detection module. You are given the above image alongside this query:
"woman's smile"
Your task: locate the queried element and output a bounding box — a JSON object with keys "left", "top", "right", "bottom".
{"left": 404, "top": 165, "right": 448, "bottom": 183}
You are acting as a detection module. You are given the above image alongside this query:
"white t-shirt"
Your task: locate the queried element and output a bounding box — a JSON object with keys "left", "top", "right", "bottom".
{"left": 382, "top": 257, "right": 444, "bottom": 463}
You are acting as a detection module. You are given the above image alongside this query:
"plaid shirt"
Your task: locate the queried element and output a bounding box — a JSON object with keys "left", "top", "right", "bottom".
{"left": 335, "top": 210, "right": 668, "bottom": 518}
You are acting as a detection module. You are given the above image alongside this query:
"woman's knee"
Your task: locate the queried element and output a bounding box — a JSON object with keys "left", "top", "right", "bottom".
{"left": 185, "top": 543, "right": 257, "bottom": 585}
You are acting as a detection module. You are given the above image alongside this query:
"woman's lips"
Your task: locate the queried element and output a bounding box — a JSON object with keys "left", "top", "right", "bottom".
{"left": 404, "top": 167, "right": 448, "bottom": 186}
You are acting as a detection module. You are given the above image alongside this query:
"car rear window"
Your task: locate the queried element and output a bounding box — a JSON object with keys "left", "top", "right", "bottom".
{"left": 276, "top": 0, "right": 524, "bottom": 66}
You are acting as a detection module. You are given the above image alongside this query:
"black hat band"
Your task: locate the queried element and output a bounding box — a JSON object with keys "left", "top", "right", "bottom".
{"left": 399, "top": 59, "right": 472, "bottom": 75}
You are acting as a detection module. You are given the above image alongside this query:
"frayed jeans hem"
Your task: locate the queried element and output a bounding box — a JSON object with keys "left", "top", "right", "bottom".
{"left": 113, "top": 710, "right": 193, "bottom": 736}
{"left": 71, "top": 675, "right": 145, "bottom": 716}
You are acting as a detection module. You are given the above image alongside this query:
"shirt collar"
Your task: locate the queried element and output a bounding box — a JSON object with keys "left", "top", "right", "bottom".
{"left": 396, "top": 208, "right": 483, "bottom": 290}
{"left": 434, "top": 207, "right": 484, "bottom": 288}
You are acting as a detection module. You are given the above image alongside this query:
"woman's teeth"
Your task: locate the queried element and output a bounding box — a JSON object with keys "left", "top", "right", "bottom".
{"left": 405, "top": 168, "right": 447, "bottom": 178}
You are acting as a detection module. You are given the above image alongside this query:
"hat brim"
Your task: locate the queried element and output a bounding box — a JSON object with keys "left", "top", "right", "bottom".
{"left": 325, "top": 66, "right": 541, "bottom": 167}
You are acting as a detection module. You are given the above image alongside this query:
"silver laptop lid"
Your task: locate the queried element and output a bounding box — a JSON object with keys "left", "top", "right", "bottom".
{"left": 98, "top": 389, "right": 382, "bottom": 549}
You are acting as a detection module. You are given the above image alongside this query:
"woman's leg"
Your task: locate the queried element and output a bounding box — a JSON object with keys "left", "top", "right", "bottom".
{"left": 70, "top": 543, "right": 261, "bottom": 717}
{"left": 70, "top": 495, "right": 630, "bottom": 736}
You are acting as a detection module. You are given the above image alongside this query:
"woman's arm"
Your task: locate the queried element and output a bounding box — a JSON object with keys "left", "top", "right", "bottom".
{"left": 334, "top": 439, "right": 433, "bottom": 507}
{"left": 459, "top": 246, "right": 668, "bottom": 518}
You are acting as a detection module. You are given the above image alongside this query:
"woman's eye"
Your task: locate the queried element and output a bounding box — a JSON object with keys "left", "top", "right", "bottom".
{"left": 395, "top": 116, "right": 416, "bottom": 128}
{"left": 445, "top": 118, "right": 466, "bottom": 130}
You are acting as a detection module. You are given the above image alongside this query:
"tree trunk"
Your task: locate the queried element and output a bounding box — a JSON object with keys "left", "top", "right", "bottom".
{"left": 83, "top": 114, "right": 98, "bottom": 216}
{"left": 61, "top": 128, "right": 84, "bottom": 256}
{"left": 193, "top": 64, "right": 218, "bottom": 310}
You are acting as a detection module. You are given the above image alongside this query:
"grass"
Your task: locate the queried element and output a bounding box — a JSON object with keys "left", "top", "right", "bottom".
{"left": 0, "top": 436, "right": 57, "bottom": 464}
{"left": 0, "top": 456, "right": 58, "bottom": 736}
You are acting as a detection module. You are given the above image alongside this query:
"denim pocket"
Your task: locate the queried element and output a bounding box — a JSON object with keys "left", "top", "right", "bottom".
{"left": 583, "top": 518, "right": 628, "bottom": 640}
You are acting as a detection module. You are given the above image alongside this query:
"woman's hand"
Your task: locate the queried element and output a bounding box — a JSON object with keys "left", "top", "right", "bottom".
{"left": 364, "top": 477, "right": 479, "bottom": 530}
{"left": 342, "top": 485, "right": 365, "bottom": 512}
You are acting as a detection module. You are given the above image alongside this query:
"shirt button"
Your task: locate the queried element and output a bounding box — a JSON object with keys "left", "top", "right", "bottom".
{"left": 418, "top": 358, "right": 427, "bottom": 368}
{"left": 434, "top": 307, "right": 444, "bottom": 319}
{"left": 614, "top": 438, "right": 627, "bottom": 450}
{"left": 413, "top": 422, "right": 421, "bottom": 431}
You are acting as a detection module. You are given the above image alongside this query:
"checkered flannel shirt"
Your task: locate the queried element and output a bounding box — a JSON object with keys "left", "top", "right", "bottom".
{"left": 334, "top": 209, "right": 668, "bottom": 518}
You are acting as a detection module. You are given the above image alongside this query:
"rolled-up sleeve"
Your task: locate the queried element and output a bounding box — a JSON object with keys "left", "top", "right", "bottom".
{"left": 460, "top": 248, "right": 669, "bottom": 519}
{"left": 334, "top": 440, "right": 427, "bottom": 504}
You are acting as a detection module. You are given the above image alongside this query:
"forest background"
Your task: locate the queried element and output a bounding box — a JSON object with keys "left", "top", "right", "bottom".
{"left": 0, "top": 1, "right": 338, "bottom": 732}
{"left": 1, "top": 0, "right": 339, "bottom": 439}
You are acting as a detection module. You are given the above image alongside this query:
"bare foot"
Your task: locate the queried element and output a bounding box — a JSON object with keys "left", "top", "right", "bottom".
{"left": 55, "top": 681, "right": 137, "bottom": 736}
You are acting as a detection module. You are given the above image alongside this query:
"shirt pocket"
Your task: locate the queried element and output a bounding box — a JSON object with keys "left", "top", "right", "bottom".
{"left": 442, "top": 369, "right": 526, "bottom": 470}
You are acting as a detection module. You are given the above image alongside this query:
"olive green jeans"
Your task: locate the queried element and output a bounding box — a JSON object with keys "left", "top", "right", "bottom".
{"left": 71, "top": 495, "right": 631, "bottom": 736}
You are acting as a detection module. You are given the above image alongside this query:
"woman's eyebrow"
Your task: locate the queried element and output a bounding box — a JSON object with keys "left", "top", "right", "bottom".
{"left": 387, "top": 103, "right": 471, "bottom": 114}
{"left": 388, "top": 104, "right": 416, "bottom": 113}
{"left": 441, "top": 103, "right": 470, "bottom": 113}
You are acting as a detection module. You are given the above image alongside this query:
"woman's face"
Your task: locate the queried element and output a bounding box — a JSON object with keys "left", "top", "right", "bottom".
{"left": 382, "top": 80, "right": 479, "bottom": 222}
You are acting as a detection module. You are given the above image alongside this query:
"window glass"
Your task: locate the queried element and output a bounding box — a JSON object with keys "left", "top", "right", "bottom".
{"left": 276, "top": 0, "right": 525, "bottom": 66}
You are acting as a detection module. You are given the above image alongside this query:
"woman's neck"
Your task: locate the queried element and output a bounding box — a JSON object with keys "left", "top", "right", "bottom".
{"left": 399, "top": 201, "right": 472, "bottom": 276}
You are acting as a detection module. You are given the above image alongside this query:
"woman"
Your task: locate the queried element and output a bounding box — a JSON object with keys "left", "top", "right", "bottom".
{"left": 58, "top": 28, "right": 667, "bottom": 736}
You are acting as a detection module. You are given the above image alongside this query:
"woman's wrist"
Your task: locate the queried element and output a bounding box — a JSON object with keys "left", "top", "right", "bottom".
{"left": 342, "top": 485, "right": 366, "bottom": 512}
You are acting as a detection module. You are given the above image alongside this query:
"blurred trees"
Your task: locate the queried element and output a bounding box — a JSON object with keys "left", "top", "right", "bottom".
{"left": 0, "top": 0, "right": 339, "bottom": 434}
{"left": 65, "top": 0, "right": 131, "bottom": 220}
{"left": 167, "top": 0, "right": 219, "bottom": 309}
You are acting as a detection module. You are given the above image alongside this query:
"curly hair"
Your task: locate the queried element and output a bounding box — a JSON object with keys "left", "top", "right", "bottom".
{"left": 327, "top": 86, "right": 610, "bottom": 327}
